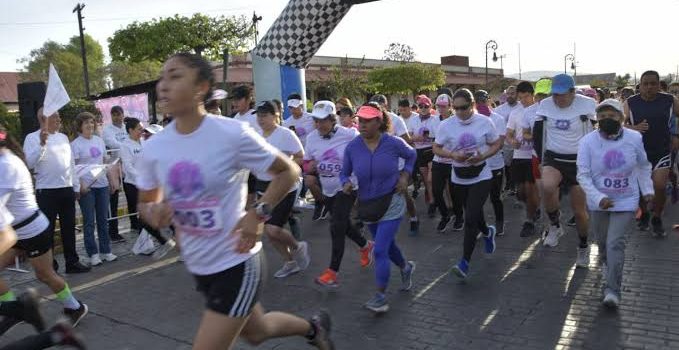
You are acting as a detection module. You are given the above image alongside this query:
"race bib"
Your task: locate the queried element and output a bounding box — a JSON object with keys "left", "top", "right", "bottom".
{"left": 173, "top": 198, "right": 223, "bottom": 237}
{"left": 597, "top": 175, "right": 632, "bottom": 195}
{"left": 317, "top": 161, "right": 342, "bottom": 177}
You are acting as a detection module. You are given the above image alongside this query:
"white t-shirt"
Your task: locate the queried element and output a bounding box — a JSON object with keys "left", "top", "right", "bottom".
{"left": 304, "top": 126, "right": 359, "bottom": 196}
{"left": 388, "top": 112, "right": 409, "bottom": 138}
{"left": 282, "top": 112, "right": 315, "bottom": 147}
{"left": 407, "top": 114, "right": 441, "bottom": 149}
{"left": 0, "top": 151, "right": 49, "bottom": 239}
{"left": 136, "top": 115, "right": 279, "bottom": 275}
{"left": 257, "top": 126, "right": 303, "bottom": 193}
{"left": 0, "top": 203, "right": 12, "bottom": 229}
{"left": 22, "top": 131, "right": 79, "bottom": 192}
{"left": 487, "top": 112, "right": 506, "bottom": 170}
{"left": 577, "top": 129, "right": 653, "bottom": 212}
{"left": 120, "top": 138, "right": 143, "bottom": 186}
{"left": 433, "top": 117, "right": 454, "bottom": 164}
{"left": 508, "top": 104, "right": 536, "bottom": 159}
{"left": 235, "top": 109, "right": 261, "bottom": 134}
{"left": 536, "top": 95, "right": 597, "bottom": 155}
{"left": 434, "top": 114, "right": 499, "bottom": 185}
{"left": 102, "top": 123, "right": 128, "bottom": 156}
{"left": 399, "top": 112, "right": 418, "bottom": 131}
{"left": 494, "top": 102, "right": 520, "bottom": 123}
{"left": 71, "top": 135, "right": 109, "bottom": 189}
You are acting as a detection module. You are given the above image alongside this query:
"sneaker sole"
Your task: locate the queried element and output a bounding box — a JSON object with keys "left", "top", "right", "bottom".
{"left": 400, "top": 262, "right": 416, "bottom": 291}
{"left": 485, "top": 227, "right": 496, "bottom": 254}
{"left": 364, "top": 304, "right": 389, "bottom": 313}
{"left": 315, "top": 279, "right": 339, "bottom": 288}
{"left": 274, "top": 268, "right": 301, "bottom": 278}
{"left": 602, "top": 299, "right": 619, "bottom": 309}
{"left": 71, "top": 304, "right": 88, "bottom": 327}
{"left": 451, "top": 266, "right": 467, "bottom": 279}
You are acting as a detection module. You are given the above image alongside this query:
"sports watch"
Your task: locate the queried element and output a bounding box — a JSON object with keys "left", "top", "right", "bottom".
{"left": 251, "top": 202, "right": 272, "bottom": 222}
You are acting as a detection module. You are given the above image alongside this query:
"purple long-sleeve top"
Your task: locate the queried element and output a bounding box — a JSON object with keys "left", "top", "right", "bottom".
{"left": 341, "top": 133, "right": 416, "bottom": 201}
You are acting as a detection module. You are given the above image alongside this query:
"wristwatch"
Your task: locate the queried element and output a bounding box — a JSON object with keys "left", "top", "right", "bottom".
{"left": 251, "top": 202, "right": 272, "bottom": 222}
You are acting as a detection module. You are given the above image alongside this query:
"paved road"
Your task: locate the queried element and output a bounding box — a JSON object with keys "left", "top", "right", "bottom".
{"left": 2, "top": 194, "right": 679, "bottom": 350}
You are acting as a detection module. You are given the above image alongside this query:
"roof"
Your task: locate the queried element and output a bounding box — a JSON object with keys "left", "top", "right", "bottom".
{"left": 0, "top": 72, "right": 20, "bottom": 104}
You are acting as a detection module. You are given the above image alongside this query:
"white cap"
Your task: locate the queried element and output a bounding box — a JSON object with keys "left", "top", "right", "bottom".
{"left": 208, "top": 89, "right": 227, "bottom": 101}
{"left": 435, "top": 94, "right": 451, "bottom": 106}
{"left": 144, "top": 124, "right": 164, "bottom": 134}
{"left": 287, "top": 99, "right": 304, "bottom": 108}
{"left": 311, "top": 100, "right": 336, "bottom": 119}
{"left": 596, "top": 98, "right": 624, "bottom": 114}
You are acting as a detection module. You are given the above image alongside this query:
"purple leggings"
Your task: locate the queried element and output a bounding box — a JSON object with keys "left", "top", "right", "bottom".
{"left": 367, "top": 218, "right": 406, "bottom": 290}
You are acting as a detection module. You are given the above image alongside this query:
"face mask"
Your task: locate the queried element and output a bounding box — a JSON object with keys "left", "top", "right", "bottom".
{"left": 598, "top": 118, "right": 621, "bottom": 137}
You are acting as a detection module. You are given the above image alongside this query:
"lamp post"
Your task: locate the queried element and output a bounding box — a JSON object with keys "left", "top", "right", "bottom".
{"left": 564, "top": 53, "right": 575, "bottom": 75}
{"left": 494, "top": 54, "right": 506, "bottom": 71}
{"left": 485, "top": 40, "right": 498, "bottom": 86}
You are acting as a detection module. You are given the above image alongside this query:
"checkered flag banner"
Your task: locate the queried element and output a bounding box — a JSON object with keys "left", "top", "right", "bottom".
{"left": 253, "top": 0, "right": 352, "bottom": 69}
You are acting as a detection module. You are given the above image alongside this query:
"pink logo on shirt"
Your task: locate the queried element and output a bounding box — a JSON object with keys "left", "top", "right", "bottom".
{"left": 168, "top": 161, "right": 205, "bottom": 198}
{"left": 603, "top": 150, "right": 626, "bottom": 170}
{"left": 458, "top": 132, "right": 476, "bottom": 150}
{"left": 89, "top": 146, "right": 101, "bottom": 158}
{"left": 296, "top": 127, "right": 307, "bottom": 137}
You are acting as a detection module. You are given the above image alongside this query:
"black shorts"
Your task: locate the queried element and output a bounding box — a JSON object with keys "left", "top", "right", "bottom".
{"left": 247, "top": 174, "right": 257, "bottom": 194}
{"left": 512, "top": 158, "right": 535, "bottom": 184}
{"left": 416, "top": 148, "right": 434, "bottom": 168}
{"left": 647, "top": 152, "right": 671, "bottom": 171}
{"left": 194, "top": 253, "right": 263, "bottom": 318}
{"left": 13, "top": 227, "right": 52, "bottom": 258}
{"left": 255, "top": 181, "right": 296, "bottom": 227}
{"left": 542, "top": 151, "right": 578, "bottom": 188}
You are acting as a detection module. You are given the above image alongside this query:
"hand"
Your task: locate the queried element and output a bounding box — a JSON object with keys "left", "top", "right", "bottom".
{"left": 342, "top": 182, "right": 354, "bottom": 195}
{"left": 642, "top": 194, "right": 654, "bottom": 204}
{"left": 636, "top": 119, "right": 649, "bottom": 133}
{"left": 599, "top": 197, "right": 614, "bottom": 209}
{"left": 511, "top": 139, "right": 521, "bottom": 149}
{"left": 39, "top": 131, "right": 49, "bottom": 146}
{"left": 308, "top": 160, "right": 317, "bottom": 173}
{"left": 79, "top": 187, "right": 90, "bottom": 196}
{"left": 235, "top": 210, "right": 262, "bottom": 253}
{"left": 395, "top": 174, "right": 409, "bottom": 194}
{"left": 447, "top": 151, "right": 466, "bottom": 162}
{"left": 466, "top": 152, "right": 485, "bottom": 165}
{"left": 140, "top": 202, "right": 174, "bottom": 229}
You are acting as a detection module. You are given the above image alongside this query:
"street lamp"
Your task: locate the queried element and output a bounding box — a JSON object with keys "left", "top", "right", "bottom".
{"left": 485, "top": 40, "right": 498, "bottom": 86}
{"left": 564, "top": 53, "right": 575, "bottom": 75}
{"left": 494, "top": 54, "right": 506, "bottom": 71}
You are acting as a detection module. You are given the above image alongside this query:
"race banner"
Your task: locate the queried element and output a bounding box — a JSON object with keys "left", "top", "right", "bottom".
{"left": 95, "top": 93, "right": 149, "bottom": 124}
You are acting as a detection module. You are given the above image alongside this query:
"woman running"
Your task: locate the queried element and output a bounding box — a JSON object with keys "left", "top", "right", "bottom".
{"left": 71, "top": 112, "right": 117, "bottom": 266}
{"left": 120, "top": 117, "right": 176, "bottom": 259}
{"left": 136, "top": 53, "right": 332, "bottom": 350}
{"left": 0, "top": 124, "right": 88, "bottom": 331}
{"left": 254, "top": 101, "right": 311, "bottom": 278}
{"left": 341, "top": 102, "right": 416, "bottom": 313}
{"left": 304, "top": 101, "right": 373, "bottom": 287}
{"left": 433, "top": 89, "right": 503, "bottom": 279}
{"left": 577, "top": 99, "right": 653, "bottom": 308}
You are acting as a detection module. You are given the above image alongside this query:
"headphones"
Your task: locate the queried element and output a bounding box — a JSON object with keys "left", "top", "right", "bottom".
{"left": 321, "top": 125, "right": 338, "bottom": 140}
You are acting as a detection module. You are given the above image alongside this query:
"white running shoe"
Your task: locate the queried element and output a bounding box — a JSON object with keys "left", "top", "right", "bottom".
{"left": 274, "top": 261, "right": 301, "bottom": 278}
{"left": 602, "top": 292, "right": 619, "bottom": 308}
{"left": 293, "top": 241, "right": 310, "bottom": 270}
{"left": 543, "top": 225, "right": 564, "bottom": 247}
{"left": 101, "top": 253, "right": 117, "bottom": 262}
{"left": 576, "top": 246, "right": 590, "bottom": 268}
{"left": 89, "top": 254, "right": 102, "bottom": 266}
{"left": 152, "top": 239, "right": 177, "bottom": 260}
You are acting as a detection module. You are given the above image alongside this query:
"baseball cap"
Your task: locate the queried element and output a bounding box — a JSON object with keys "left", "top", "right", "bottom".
{"left": 474, "top": 90, "right": 489, "bottom": 102}
{"left": 580, "top": 87, "right": 597, "bottom": 100}
{"left": 416, "top": 95, "right": 432, "bottom": 107}
{"left": 255, "top": 100, "right": 278, "bottom": 115}
{"left": 144, "top": 124, "right": 164, "bottom": 135}
{"left": 435, "top": 94, "right": 451, "bottom": 106}
{"left": 596, "top": 98, "right": 624, "bottom": 114}
{"left": 208, "top": 89, "right": 227, "bottom": 101}
{"left": 551, "top": 74, "right": 575, "bottom": 94}
{"left": 287, "top": 98, "right": 304, "bottom": 108}
{"left": 311, "top": 100, "right": 336, "bottom": 119}
{"left": 229, "top": 85, "right": 252, "bottom": 100}
{"left": 355, "top": 104, "right": 383, "bottom": 120}
{"left": 534, "top": 78, "right": 552, "bottom": 95}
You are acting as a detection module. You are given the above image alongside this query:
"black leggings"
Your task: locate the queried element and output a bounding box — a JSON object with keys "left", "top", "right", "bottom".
{"left": 123, "top": 182, "right": 167, "bottom": 245}
{"left": 453, "top": 180, "right": 491, "bottom": 262}
{"left": 326, "top": 191, "right": 367, "bottom": 272}
{"left": 431, "top": 161, "right": 451, "bottom": 218}
{"left": 490, "top": 169, "right": 504, "bottom": 226}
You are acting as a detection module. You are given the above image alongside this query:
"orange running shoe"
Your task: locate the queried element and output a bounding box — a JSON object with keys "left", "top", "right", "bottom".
{"left": 359, "top": 240, "right": 375, "bottom": 268}
{"left": 315, "top": 268, "right": 338, "bottom": 287}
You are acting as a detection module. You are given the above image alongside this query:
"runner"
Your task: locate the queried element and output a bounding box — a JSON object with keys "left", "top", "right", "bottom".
{"left": 338, "top": 107, "right": 357, "bottom": 129}
{"left": 433, "top": 89, "right": 502, "bottom": 279}
{"left": 507, "top": 81, "right": 541, "bottom": 237}
{"left": 102, "top": 106, "right": 128, "bottom": 243}
{"left": 341, "top": 102, "right": 416, "bottom": 313}
{"left": 136, "top": 53, "right": 333, "bottom": 349}
{"left": 254, "top": 101, "right": 311, "bottom": 278}
{"left": 577, "top": 99, "right": 653, "bottom": 308}
{"left": 624, "top": 70, "right": 679, "bottom": 236}
{"left": 494, "top": 86, "right": 521, "bottom": 195}
{"left": 408, "top": 95, "right": 441, "bottom": 219}
{"left": 0, "top": 125, "right": 88, "bottom": 332}
{"left": 304, "top": 101, "right": 374, "bottom": 287}
{"left": 534, "top": 74, "right": 596, "bottom": 268}
{"left": 230, "top": 85, "right": 259, "bottom": 206}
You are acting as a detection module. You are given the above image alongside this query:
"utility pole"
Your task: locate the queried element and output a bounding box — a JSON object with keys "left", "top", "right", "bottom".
{"left": 252, "top": 12, "right": 262, "bottom": 46}
{"left": 73, "top": 3, "right": 90, "bottom": 97}
{"left": 518, "top": 43, "right": 522, "bottom": 80}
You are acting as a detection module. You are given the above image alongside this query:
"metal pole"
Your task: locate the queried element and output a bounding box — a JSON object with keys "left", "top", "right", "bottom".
{"left": 73, "top": 3, "right": 90, "bottom": 97}
{"left": 484, "top": 40, "right": 497, "bottom": 87}
{"left": 518, "top": 43, "right": 522, "bottom": 80}
{"left": 222, "top": 48, "right": 229, "bottom": 116}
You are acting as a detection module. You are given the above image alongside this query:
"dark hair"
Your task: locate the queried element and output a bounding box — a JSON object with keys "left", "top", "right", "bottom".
{"left": 256, "top": 100, "right": 278, "bottom": 116}
{"left": 124, "top": 117, "right": 142, "bottom": 134}
{"left": 596, "top": 89, "right": 605, "bottom": 102}
{"left": 75, "top": 112, "right": 96, "bottom": 133}
{"left": 516, "top": 81, "right": 534, "bottom": 94}
{"left": 437, "top": 87, "right": 454, "bottom": 98}
{"left": 398, "top": 99, "right": 411, "bottom": 108}
{"left": 452, "top": 88, "right": 475, "bottom": 104}
{"left": 362, "top": 102, "right": 392, "bottom": 133}
{"left": 205, "top": 99, "right": 220, "bottom": 112}
{"left": 287, "top": 93, "right": 303, "bottom": 101}
{"left": 0, "top": 123, "right": 26, "bottom": 164}
{"left": 640, "top": 70, "right": 660, "bottom": 82}
{"left": 369, "top": 94, "right": 388, "bottom": 106}
{"left": 411, "top": 103, "right": 418, "bottom": 110}
{"left": 338, "top": 106, "right": 354, "bottom": 117}
{"left": 110, "top": 105, "right": 124, "bottom": 115}
{"left": 170, "top": 52, "right": 215, "bottom": 103}
{"left": 660, "top": 80, "right": 668, "bottom": 91}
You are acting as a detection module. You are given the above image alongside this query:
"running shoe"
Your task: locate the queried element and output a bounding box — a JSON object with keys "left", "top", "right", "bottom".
{"left": 50, "top": 319, "right": 87, "bottom": 350}
{"left": 602, "top": 292, "right": 620, "bottom": 309}
{"left": 308, "top": 310, "right": 334, "bottom": 350}
{"left": 409, "top": 219, "right": 419, "bottom": 236}
{"left": 152, "top": 239, "right": 177, "bottom": 260}
{"left": 400, "top": 261, "right": 416, "bottom": 291}
{"left": 566, "top": 216, "right": 576, "bottom": 227}
{"left": 63, "top": 301, "right": 88, "bottom": 327}
{"left": 452, "top": 217, "right": 464, "bottom": 231}
{"left": 359, "top": 241, "right": 374, "bottom": 268}
{"left": 88, "top": 254, "right": 102, "bottom": 266}
{"left": 312, "top": 204, "right": 325, "bottom": 221}
{"left": 652, "top": 216, "right": 666, "bottom": 237}
{"left": 101, "top": 253, "right": 118, "bottom": 262}
{"left": 319, "top": 205, "right": 331, "bottom": 220}
{"left": 451, "top": 259, "right": 469, "bottom": 279}
{"left": 437, "top": 216, "right": 451, "bottom": 233}
{"left": 520, "top": 221, "right": 536, "bottom": 237}
{"left": 364, "top": 293, "right": 389, "bottom": 313}
{"left": 576, "top": 246, "right": 590, "bottom": 268}
{"left": 293, "top": 241, "right": 311, "bottom": 270}
{"left": 315, "top": 269, "right": 339, "bottom": 288}
{"left": 637, "top": 212, "right": 650, "bottom": 231}
{"left": 274, "top": 261, "right": 301, "bottom": 278}
{"left": 542, "top": 225, "right": 564, "bottom": 247}
{"left": 427, "top": 204, "right": 436, "bottom": 218}
{"left": 483, "top": 226, "right": 497, "bottom": 254}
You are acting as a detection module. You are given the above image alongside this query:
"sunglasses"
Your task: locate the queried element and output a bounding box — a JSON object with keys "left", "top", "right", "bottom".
{"left": 418, "top": 104, "right": 430, "bottom": 109}
{"left": 453, "top": 104, "right": 470, "bottom": 111}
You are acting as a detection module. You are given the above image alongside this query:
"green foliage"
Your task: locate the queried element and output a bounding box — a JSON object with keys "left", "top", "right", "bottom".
{"left": 59, "top": 98, "right": 99, "bottom": 140}
{"left": 313, "top": 57, "right": 369, "bottom": 103}
{"left": 108, "top": 14, "right": 254, "bottom": 62}
{"left": 615, "top": 73, "right": 632, "bottom": 88}
{"left": 367, "top": 63, "right": 445, "bottom": 95}
{"left": 108, "top": 60, "right": 162, "bottom": 89}
{"left": 19, "top": 34, "right": 107, "bottom": 97}
{"left": 382, "top": 42, "right": 416, "bottom": 62}
{"left": 0, "top": 103, "right": 22, "bottom": 143}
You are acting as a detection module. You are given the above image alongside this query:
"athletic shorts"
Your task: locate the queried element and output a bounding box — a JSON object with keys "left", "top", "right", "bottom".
{"left": 416, "top": 148, "right": 434, "bottom": 168}
{"left": 255, "top": 180, "right": 296, "bottom": 227}
{"left": 194, "top": 253, "right": 262, "bottom": 318}
{"left": 542, "top": 151, "right": 578, "bottom": 188}
{"left": 13, "top": 228, "right": 52, "bottom": 258}
{"left": 647, "top": 152, "right": 671, "bottom": 171}
{"left": 531, "top": 156, "right": 542, "bottom": 180}
{"left": 247, "top": 174, "right": 257, "bottom": 194}
{"left": 512, "top": 158, "right": 535, "bottom": 184}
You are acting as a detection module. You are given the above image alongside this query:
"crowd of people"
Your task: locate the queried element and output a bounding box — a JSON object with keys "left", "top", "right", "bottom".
{"left": 0, "top": 51, "right": 677, "bottom": 349}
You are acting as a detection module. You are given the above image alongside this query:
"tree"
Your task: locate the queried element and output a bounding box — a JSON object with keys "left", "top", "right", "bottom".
{"left": 59, "top": 99, "right": 99, "bottom": 139}
{"left": 108, "top": 14, "right": 254, "bottom": 62}
{"left": 615, "top": 73, "right": 631, "bottom": 88}
{"left": 0, "top": 103, "right": 22, "bottom": 143}
{"left": 108, "top": 60, "right": 163, "bottom": 89}
{"left": 382, "top": 43, "right": 415, "bottom": 62}
{"left": 313, "top": 56, "right": 369, "bottom": 102}
{"left": 19, "top": 34, "right": 107, "bottom": 97}
{"left": 367, "top": 63, "right": 445, "bottom": 95}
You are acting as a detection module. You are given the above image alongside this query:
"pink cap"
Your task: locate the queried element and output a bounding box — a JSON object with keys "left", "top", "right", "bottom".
{"left": 356, "top": 105, "right": 383, "bottom": 120}
{"left": 416, "top": 95, "right": 432, "bottom": 107}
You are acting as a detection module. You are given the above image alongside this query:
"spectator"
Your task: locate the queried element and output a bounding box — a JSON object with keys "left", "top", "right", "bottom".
{"left": 102, "top": 106, "right": 128, "bottom": 243}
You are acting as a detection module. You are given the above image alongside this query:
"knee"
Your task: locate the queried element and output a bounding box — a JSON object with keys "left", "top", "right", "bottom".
{"left": 373, "top": 243, "right": 388, "bottom": 260}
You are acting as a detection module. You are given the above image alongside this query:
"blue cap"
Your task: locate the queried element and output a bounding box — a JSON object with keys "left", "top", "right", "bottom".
{"left": 551, "top": 74, "right": 575, "bottom": 94}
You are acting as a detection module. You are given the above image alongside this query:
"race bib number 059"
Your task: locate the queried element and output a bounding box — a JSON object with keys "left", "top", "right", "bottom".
{"left": 173, "top": 198, "right": 223, "bottom": 236}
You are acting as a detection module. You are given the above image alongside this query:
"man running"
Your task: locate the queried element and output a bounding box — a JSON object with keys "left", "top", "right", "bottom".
{"left": 624, "top": 70, "right": 679, "bottom": 236}
{"left": 493, "top": 86, "right": 521, "bottom": 195}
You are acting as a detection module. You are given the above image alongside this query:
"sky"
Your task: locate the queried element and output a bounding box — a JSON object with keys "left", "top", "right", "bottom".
{"left": 2, "top": 0, "right": 679, "bottom": 79}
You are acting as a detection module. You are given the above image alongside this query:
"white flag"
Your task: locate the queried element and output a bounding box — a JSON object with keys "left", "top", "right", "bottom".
{"left": 42, "top": 63, "right": 70, "bottom": 118}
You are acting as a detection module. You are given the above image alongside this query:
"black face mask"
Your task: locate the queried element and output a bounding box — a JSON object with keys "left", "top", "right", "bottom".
{"left": 599, "top": 118, "right": 621, "bottom": 137}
